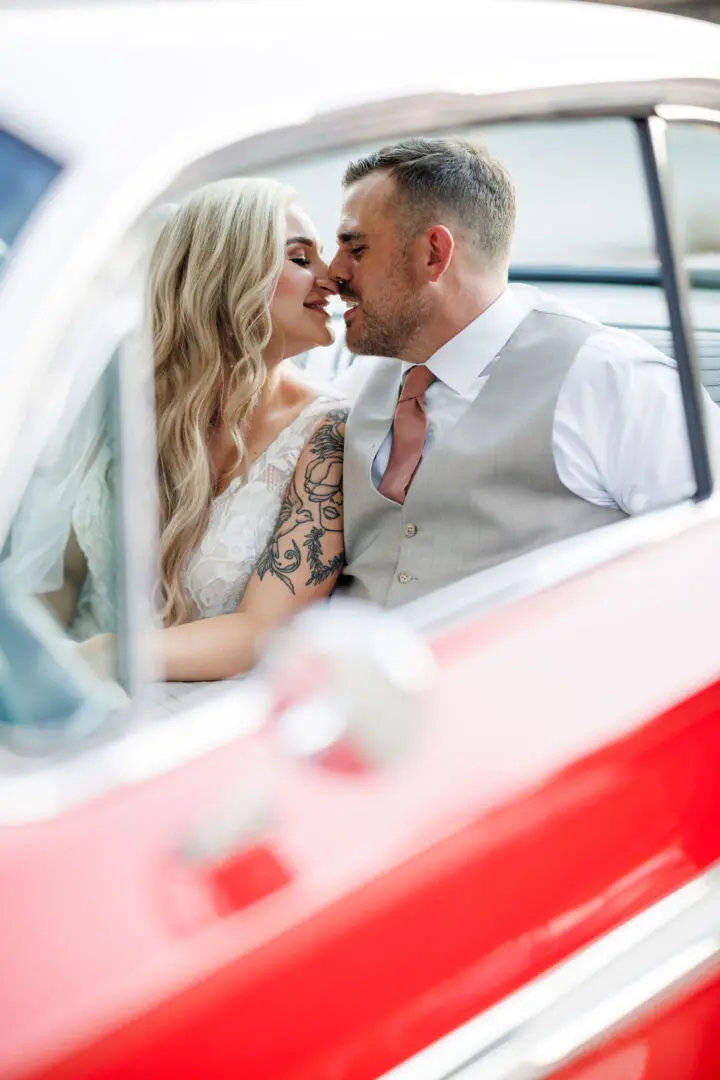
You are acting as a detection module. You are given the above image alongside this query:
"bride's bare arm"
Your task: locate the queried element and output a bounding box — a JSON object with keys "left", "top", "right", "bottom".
{"left": 154, "top": 406, "right": 348, "bottom": 682}
{"left": 41, "top": 527, "right": 88, "bottom": 627}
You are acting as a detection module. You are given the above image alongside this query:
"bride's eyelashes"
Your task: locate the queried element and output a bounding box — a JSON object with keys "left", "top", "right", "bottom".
{"left": 290, "top": 256, "right": 311, "bottom": 267}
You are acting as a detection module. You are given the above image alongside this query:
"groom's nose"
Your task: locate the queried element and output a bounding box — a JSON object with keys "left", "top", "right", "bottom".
{"left": 328, "top": 248, "right": 350, "bottom": 287}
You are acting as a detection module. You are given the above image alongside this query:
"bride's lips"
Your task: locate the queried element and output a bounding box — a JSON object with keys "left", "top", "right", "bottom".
{"left": 304, "top": 301, "right": 330, "bottom": 319}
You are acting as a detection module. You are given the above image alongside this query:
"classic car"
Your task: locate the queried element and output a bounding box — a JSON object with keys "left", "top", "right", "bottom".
{"left": 1, "top": 1, "right": 720, "bottom": 1078}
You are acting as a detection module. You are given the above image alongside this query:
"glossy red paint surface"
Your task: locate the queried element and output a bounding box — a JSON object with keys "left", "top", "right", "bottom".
{"left": 554, "top": 972, "right": 720, "bottom": 1080}
{"left": 2, "top": 516, "right": 720, "bottom": 1079}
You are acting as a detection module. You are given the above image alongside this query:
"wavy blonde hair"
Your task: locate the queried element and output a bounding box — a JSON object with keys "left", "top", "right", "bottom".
{"left": 151, "top": 177, "right": 293, "bottom": 626}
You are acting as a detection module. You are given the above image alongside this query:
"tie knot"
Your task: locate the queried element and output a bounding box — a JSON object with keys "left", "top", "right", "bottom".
{"left": 400, "top": 364, "right": 436, "bottom": 402}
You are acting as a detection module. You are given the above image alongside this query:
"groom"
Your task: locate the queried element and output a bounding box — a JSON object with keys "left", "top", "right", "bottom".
{"left": 327, "top": 136, "right": 720, "bottom": 608}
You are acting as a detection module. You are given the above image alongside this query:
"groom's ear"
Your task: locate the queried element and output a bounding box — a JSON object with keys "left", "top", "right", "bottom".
{"left": 423, "top": 225, "right": 454, "bottom": 283}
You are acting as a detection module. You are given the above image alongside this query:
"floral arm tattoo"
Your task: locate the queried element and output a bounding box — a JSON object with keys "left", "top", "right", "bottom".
{"left": 255, "top": 408, "right": 348, "bottom": 595}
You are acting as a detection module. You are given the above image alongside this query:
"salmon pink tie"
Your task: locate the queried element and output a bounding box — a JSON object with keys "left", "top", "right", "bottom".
{"left": 378, "top": 364, "right": 436, "bottom": 505}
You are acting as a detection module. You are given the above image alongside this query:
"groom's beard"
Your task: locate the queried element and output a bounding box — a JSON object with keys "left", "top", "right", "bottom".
{"left": 342, "top": 287, "right": 430, "bottom": 358}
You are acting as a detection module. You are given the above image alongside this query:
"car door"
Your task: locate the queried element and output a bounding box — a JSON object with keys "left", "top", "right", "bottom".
{"left": 2, "top": 85, "right": 720, "bottom": 1080}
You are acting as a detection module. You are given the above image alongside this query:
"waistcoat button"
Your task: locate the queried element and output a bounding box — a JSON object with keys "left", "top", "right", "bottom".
{"left": 397, "top": 571, "right": 412, "bottom": 585}
{"left": 404, "top": 523, "right": 418, "bottom": 538}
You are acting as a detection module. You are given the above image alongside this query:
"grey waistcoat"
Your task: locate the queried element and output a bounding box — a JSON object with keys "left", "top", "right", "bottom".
{"left": 342, "top": 298, "right": 627, "bottom": 608}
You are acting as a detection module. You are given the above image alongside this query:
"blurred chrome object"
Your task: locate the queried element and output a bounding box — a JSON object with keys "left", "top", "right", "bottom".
{"left": 262, "top": 600, "right": 436, "bottom": 773}
{"left": 178, "top": 783, "right": 293, "bottom": 917}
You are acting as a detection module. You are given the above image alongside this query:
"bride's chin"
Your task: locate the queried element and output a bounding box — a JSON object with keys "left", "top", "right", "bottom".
{"left": 312, "top": 326, "right": 335, "bottom": 348}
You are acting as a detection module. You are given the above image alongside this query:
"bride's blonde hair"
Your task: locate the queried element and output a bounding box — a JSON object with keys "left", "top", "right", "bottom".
{"left": 151, "top": 177, "right": 293, "bottom": 626}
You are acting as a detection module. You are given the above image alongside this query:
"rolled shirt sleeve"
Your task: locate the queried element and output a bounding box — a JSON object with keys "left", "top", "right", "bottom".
{"left": 553, "top": 326, "right": 720, "bottom": 514}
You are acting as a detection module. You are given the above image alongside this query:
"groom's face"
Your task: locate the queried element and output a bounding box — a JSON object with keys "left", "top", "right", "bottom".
{"left": 329, "top": 172, "right": 430, "bottom": 359}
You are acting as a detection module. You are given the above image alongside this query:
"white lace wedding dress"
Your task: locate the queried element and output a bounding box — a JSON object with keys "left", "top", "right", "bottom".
{"left": 183, "top": 392, "right": 344, "bottom": 618}
{"left": 69, "top": 391, "right": 344, "bottom": 639}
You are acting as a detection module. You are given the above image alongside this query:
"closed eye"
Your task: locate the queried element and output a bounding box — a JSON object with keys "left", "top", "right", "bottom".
{"left": 350, "top": 246, "right": 366, "bottom": 257}
{"left": 290, "top": 256, "right": 311, "bottom": 266}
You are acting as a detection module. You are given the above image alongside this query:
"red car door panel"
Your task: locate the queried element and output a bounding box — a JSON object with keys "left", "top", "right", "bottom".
{"left": 2, "top": 519, "right": 720, "bottom": 1079}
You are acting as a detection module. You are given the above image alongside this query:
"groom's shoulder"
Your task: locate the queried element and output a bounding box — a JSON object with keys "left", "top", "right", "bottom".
{"left": 514, "top": 282, "right": 601, "bottom": 328}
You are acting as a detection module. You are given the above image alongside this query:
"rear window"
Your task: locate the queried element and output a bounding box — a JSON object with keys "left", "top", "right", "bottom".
{"left": 0, "top": 127, "right": 61, "bottom": 274}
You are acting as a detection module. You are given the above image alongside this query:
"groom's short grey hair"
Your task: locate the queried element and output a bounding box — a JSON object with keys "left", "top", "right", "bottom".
{"left": 343, "top": 136, "right": 516, "bottom": 267}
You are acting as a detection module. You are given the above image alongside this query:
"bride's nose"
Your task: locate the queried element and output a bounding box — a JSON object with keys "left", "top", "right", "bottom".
{"left": 316, "top": 262, "right": 339, "bottom": 295}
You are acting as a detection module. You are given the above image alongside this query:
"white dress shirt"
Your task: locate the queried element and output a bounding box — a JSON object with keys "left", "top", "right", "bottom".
{"left": 350, "top": 284, "right": 720, "bottom": 515}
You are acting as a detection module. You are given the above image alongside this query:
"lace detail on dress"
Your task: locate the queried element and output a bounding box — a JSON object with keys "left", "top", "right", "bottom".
{"left": 183, "top": 392, "right": 345, "bottom": 619}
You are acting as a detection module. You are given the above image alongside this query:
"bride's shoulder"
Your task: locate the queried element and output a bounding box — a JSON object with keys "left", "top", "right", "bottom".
{"left": 293, "top": 372, "right": 349, "bottom": 422}
{"left": 296, "top": 392, "right": 349, "bottom": 459}
{"left": 297, "top": 376, "right": 347, "bottom": 406}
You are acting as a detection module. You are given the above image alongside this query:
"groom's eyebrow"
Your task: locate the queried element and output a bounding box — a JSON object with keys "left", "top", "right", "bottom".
{"left": 338, "top": 230, "right": 365, "bottom": 244}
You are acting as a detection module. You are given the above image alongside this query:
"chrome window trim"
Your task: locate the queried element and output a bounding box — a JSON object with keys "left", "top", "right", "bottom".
{"left": 635, "top": 112, "right": 714, "bottom": 500}
{"left": 165, "top": 78, "right": 720, "bottom": 190}
{"left": 634, "top": 115, "right": 708, "bottom": 496}
{"left": 657, "top": 104, "right": 720, "bottom": 124}
{"left": 0, "top": 678, "right": 269, "bottom": 824}
{"left": 112, "top": 265, "right": 163, "bottom": 698}
{"left": 379, "top": 863, "right": 720, "bottom": 1080}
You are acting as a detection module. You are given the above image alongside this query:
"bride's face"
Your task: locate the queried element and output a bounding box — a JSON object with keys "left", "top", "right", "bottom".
{"left": 266, "top": 204, "right": 337, "bottom": 363}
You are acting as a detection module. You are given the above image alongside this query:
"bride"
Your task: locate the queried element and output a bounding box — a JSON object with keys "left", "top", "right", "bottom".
{"left": 79, "top": 177, "right": 348, "bottom": 681}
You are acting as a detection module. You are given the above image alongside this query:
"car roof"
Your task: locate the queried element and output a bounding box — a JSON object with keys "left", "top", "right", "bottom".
{"left": 1, "top": 0, "right": 720, "bottom": 167}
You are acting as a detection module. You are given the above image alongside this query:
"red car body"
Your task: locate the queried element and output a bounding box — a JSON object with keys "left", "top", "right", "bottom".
{"left": 4, "top": 509, "right": 720, "bottom": 1079}
{"left": 2, "top": 3, "right": 720, "bottom": 1079}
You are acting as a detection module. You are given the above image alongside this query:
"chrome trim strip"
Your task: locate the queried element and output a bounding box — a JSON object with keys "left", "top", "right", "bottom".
{"left": 167, "top": 79, "right": 720, "bottom": 189}
{"left": 657, "top": 105, "right": 720, "bottom": 124}
{"left": 112, "top": 251, "right": 163, "bottom": 697}
{"left": 0, "top": 679, "right": 269, "bottom": 824}
{"left": 379, "top": 865, "right": 720, "bottom": 1080}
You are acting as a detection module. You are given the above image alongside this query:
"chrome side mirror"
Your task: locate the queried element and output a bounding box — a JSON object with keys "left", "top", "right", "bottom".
{"left": 259, "top": 599, "right": 436, "bottom": 773}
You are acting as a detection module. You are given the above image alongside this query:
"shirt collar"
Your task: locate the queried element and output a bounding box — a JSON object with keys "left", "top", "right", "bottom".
{"left": 402, "top": 284, "right": 533, "bottom": 395}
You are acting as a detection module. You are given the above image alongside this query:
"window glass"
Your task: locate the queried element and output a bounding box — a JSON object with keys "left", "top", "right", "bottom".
{"left": 258, "top": 112, "right": 719, "bottom": 511}
{"left": 0, "top": 359, "right": 127, "bottom": 749}
{"left": 269, "top": 117, "right": 665, "bottom": 376}
{"left": 666, "top": 122, "right": 720, "bottom": 406}
{"left": 0, "top": 128, "right": 61, "bottom": 276}
{"left": 265, "top": 117, "right": 656, "bottom": 272}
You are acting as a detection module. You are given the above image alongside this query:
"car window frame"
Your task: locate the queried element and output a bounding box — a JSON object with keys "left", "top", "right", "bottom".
{"left": 1, "top": 78, "right": 719, "bottom": 812}
{"left": 0, "top": 247, "right": 157, "bottom": 713}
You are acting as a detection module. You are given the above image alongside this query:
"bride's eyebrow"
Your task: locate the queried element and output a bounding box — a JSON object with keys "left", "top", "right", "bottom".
{"left": 286, "top": 235, "right": 321, "bottom": 252}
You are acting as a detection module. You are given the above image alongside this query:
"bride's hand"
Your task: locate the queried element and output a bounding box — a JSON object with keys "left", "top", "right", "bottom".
{"left": 75, "top": 632, "right": 118, "bottom": 681}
